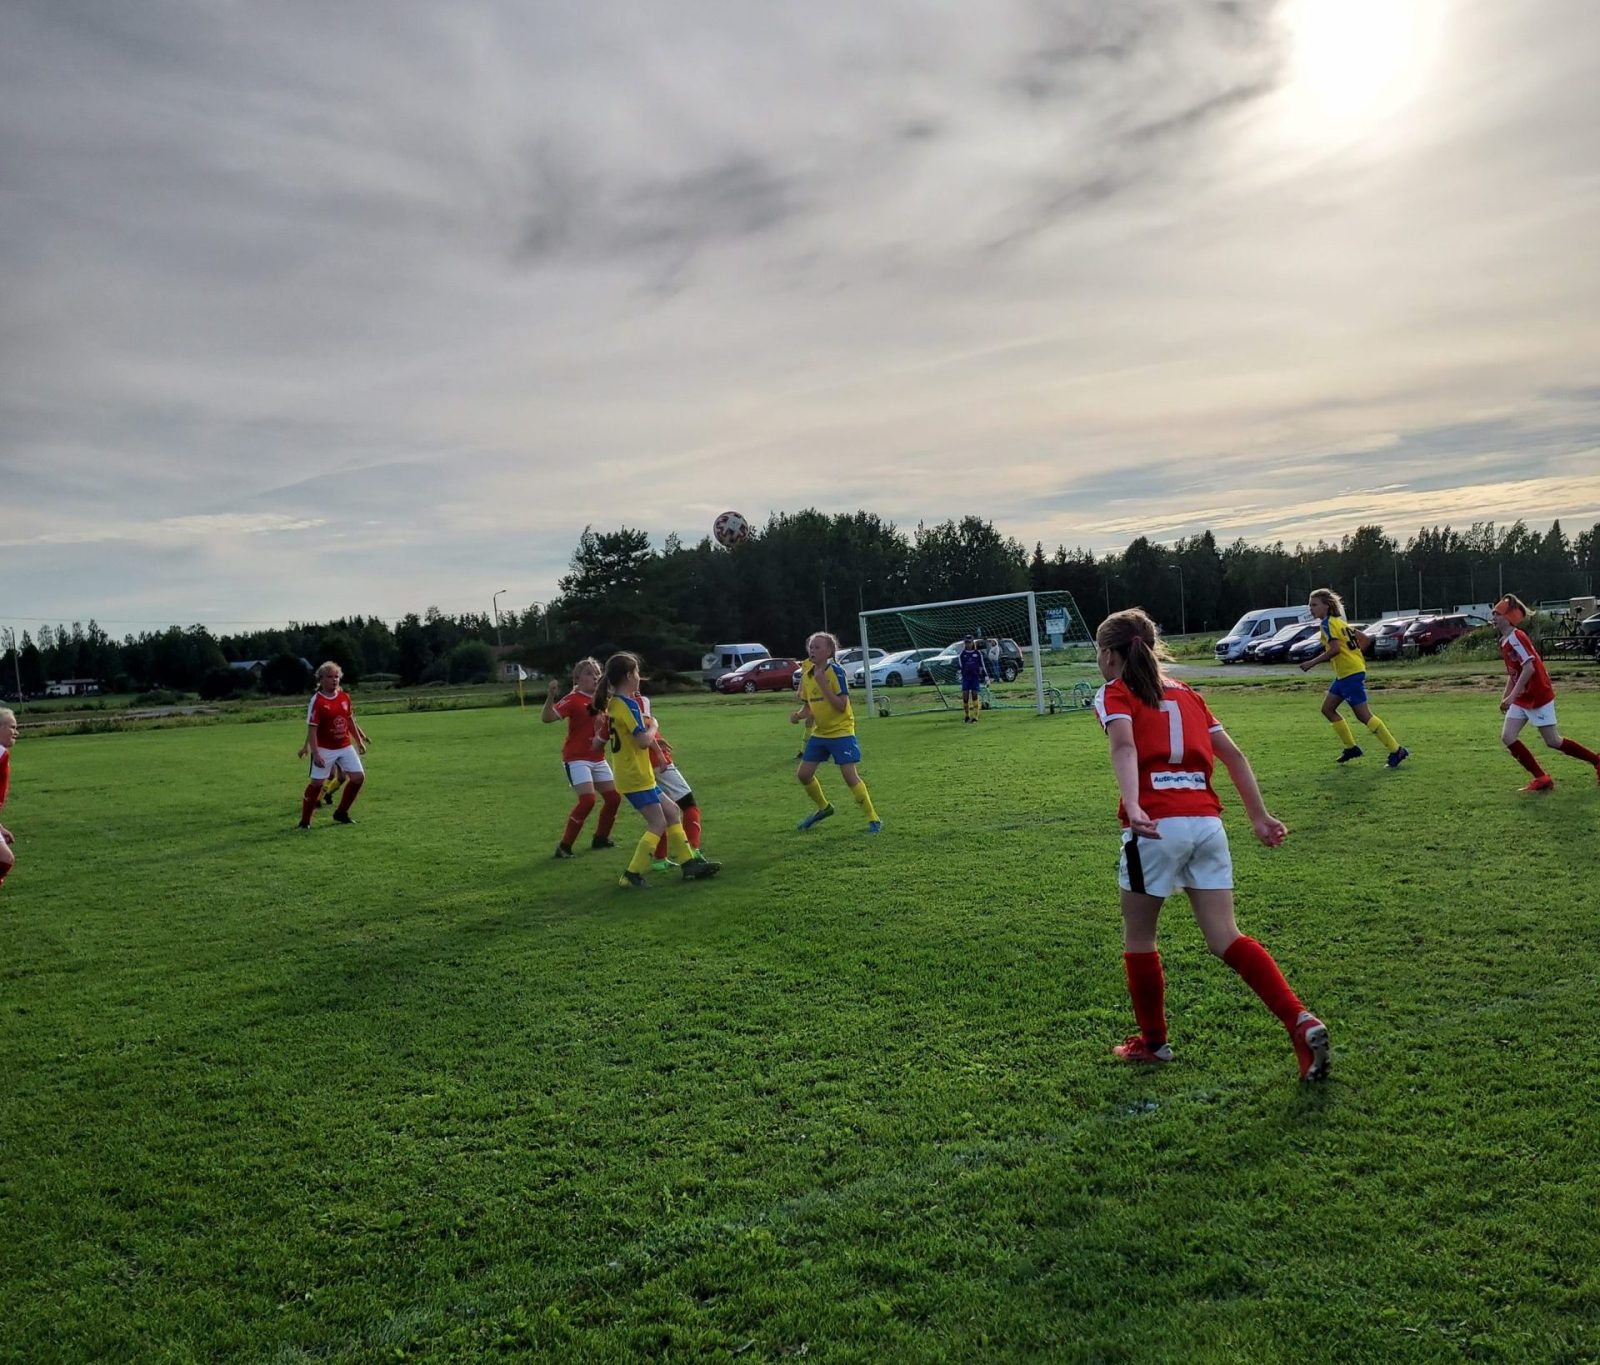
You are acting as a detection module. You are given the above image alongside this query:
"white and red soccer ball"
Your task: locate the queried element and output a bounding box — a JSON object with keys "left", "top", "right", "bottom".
{"left": 713, "top": 510, "right": 750, "bottom": 548}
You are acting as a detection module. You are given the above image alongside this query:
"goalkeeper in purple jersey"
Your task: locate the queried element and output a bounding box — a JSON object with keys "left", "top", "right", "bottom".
{"left": 958, "top": 636, "right": 987, "bottom": 723}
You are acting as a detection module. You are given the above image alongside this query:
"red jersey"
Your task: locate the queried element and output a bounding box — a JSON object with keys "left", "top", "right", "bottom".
{"left": 0, "top": 746, "right": 10, "bottom": 810}
{"left": 306, "top": 688, "right": 355, "bottom": 749}
{"left": 553, "top": 689, "right": 608, "bottom": 763}
{"left": 1094, "top": 678, "right": 1225, "bottom": 825}
{"left": 638, "top": 696, "right": 673, "bottom": 771}
{"left": 1499, "top": 628, "right": 1555, "bottom": 709}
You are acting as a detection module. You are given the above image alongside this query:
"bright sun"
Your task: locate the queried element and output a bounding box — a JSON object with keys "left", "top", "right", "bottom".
{"left": 1279, "top": 0, "right": 1444, "bottom": 139}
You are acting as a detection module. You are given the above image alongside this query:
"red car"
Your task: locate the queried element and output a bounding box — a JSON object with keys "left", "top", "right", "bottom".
{"left": 1401, "top": 613, "right": 1490, "bottom": 654}
{"left": 715, "top": 657, "right": 800, "bottom": 694}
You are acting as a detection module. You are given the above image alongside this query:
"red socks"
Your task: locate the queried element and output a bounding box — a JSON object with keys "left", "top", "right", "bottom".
{"left": 1507, "top": 740, "right": 1545, "bottom": 778}
{"left": 1124, "top": 952, "right": 1167, "bottom": 1045}
{"left": 654, "top": 807, "right": 704, "bottom": 859}
{"left": 595, "top": 790, "right": 620, "bottom": 840}
{"left": 1222, "top": 936, "right": 1304, "bottom": 1029}
{"left": 300, "top": 783, "right": 322, "bottom": 824}
{"left": 563, "top": 793, "right": 597, "bottom": 848}
{"left": 335, "top": 777, "right": 362, "bottom": 817}
{"left": 1558, "top": 737, "right": 1599, "bottom": 765}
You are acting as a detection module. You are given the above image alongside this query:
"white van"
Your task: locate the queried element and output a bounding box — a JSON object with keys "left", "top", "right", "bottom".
{"left": 702, "top": 643, "right": 771, "bottom": 689}
{"left": 1214, "top": 607, "right": 1315, "bottom": 662}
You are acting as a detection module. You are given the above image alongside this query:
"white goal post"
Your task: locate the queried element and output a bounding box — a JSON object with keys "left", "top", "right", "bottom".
{"left": 858, "top": 589, "right": 1094, "bottom": 718}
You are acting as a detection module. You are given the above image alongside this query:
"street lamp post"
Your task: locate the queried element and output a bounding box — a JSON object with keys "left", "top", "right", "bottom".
{"left": 492, "top": 589, "right": 507, "bottom": 649}
{"left": 1168, "top": 563, "right": 1187, "bottom": 636}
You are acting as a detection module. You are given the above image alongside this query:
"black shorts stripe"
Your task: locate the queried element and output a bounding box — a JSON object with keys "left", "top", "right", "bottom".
{"left": 1123, "top": 832, "right": 1146, "bottom": 896}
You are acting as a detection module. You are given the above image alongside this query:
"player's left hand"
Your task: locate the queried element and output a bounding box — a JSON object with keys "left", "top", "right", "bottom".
{"left": 1125, "top": 804, "right": 1160, "bottom": 838}
{"left": 1253, "top": 815, "right": 1288, "bottom": 848}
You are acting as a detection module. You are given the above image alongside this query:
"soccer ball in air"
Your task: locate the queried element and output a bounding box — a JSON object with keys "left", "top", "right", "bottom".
{"left": 713, "top": 511, "right": 750, "bottom": 547}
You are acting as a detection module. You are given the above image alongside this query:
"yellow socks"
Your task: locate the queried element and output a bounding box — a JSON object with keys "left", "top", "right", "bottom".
{"left": 1331, "top": 716, "right": 1357, "bottom": 748}
{"left": 628, "top": 832, "right": 656, "bottom": 874}
{"left": 666, "top": 822, "right": 695, "bottom": 862}
{"left": 1365, "top": 714, "right": 1400, "bottom": 753}
{"left": 803, "top": 777, "right": 829, "bottom": 810}
{"left": 849, "top": 781, "right": 879, "bottom": 823}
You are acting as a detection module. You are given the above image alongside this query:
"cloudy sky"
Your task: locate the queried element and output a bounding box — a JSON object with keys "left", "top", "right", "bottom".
{"left": 3, "top": 0, "right": 1597, "bottom": 630}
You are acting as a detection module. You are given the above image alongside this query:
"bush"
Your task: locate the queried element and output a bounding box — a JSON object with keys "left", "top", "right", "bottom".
{"left": 447, "top": 641, "right": 495, "bottom": 685}
{"left": 132, "top": 689, "right": 184, "bottom": 707}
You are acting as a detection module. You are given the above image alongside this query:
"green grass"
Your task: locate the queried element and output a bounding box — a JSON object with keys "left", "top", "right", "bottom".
{"left": 3, "top": 685, "right": 1599, "bottom": 1362}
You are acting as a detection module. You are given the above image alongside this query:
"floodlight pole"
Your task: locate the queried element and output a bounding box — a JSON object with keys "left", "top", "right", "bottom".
{"left": 492, "top": 589, "right": 506, "bottom": 648}
{"left": 1168, "top": 563, "right": 1186, "bottom": 636}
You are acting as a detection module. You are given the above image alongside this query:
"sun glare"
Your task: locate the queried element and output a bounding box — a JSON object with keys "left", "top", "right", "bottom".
{"left": 1280, "top": 0, "right": 1444, "bottom": 139}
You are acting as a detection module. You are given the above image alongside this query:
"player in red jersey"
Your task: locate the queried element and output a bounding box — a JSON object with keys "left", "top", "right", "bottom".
{"left": 541, "top": 657, "right": 622, "bottom": 858}
{"left": 0, "top": 707, "right": 17, "bottom": 889}
{"left": 1493, "top": 595, "right": 1599, "bottom": 792}
{"left": 637, "top": 693, "right": 714, "bottom": 872}
{"left": 296, "top": 662, "right": 369, "bottom": 828}
{"left": 1092, "top": 609, "right": 1329, "bottom": 1082}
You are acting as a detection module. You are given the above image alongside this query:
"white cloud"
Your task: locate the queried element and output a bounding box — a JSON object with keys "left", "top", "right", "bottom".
{"left": 2, "top": 0, "right": 1597, "bottom": 621}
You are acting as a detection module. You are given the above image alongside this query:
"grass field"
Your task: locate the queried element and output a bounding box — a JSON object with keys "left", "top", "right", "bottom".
{"left": 3, "top": 679, "right": 1599, "bottom": 1362}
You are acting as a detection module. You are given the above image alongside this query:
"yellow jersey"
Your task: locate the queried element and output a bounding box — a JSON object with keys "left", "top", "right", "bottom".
{"left": 799, "top": 659, "right": 855, "bottom": 739}
{"left": 1320, "top": 617, "right": 1366, "bottom": 679}
{"left": 605, "top": 694, "right": 659, "bottom": 794}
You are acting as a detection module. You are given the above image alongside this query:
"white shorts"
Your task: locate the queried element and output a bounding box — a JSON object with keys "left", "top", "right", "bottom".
{"left": 564, "top": 758, "right": 615, "bottom": 788}
{"left": 1505, "top": 700, "right": 1558, "bottom": 730}
{"left": 655, "top": 763, "right": 692, "bottom": 802}
{"left": 310, "top": 746, "right": 364, "bottom": 781}
{"left": 1118, "top": 816, "right": 1233, "bottom": 898}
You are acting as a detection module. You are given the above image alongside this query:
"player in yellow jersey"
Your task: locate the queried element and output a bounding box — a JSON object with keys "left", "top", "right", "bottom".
{"left": 792, "top": 631, "right": 882, "bottom": 834}
{"left": 1298, "top": 588, "right": 1408, "bottom": 768}
{"left": 593, "top": 653, "right": 720, "bottom": 888}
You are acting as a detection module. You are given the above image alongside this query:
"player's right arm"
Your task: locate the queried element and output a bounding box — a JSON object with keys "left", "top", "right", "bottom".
{"left": 541, "top": 683, "right": 565, "bottom": 723}
{"left": 298, "top": 695, "right": 319, "bottom": 759}
{"left": 1502, "top": 659, "right": 1534, "bottom": 710}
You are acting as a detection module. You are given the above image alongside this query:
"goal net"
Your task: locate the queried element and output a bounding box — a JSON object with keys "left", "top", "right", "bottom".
{"left": 857, "top": 590, "right": 1097, "bottom": 718}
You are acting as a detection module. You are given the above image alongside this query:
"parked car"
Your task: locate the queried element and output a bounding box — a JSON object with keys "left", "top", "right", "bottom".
{"left": 1243, "top": 622, "right": 1321, "bottom": 663}
{"left": 852, "top": 648, "right": 944, "bottom": 688}
{"left": 716, "top": 657, "right": 800, "bottom": 694}
{"left": 1215, "top": 607, "right": 1315, "bottom": 662}
{"left": 1402, "top": 613, "right": 1490, "bottom": 655}
{"left": 1368, "top": 617, "right": 1421, "bottom": 660}
{"left": 919, "top": 637, "right": 1026, "bottom": 684}
{"left": 701, "top": 642, "right": 771, "bottom": 689}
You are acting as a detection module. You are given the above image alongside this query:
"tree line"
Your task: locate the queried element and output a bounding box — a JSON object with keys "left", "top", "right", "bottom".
{"left": 5, "top": 513, "right": 1597, "bottom": 695}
